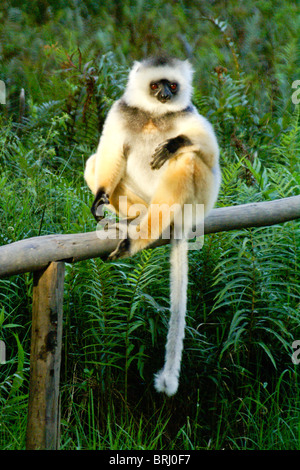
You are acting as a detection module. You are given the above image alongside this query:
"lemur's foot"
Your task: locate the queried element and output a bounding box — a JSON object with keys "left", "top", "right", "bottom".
{"left": 108, "top": 238, "right": 131, "bottom": 260}
{"left": 91, "top": 189, "right": 110, "bottom": 222}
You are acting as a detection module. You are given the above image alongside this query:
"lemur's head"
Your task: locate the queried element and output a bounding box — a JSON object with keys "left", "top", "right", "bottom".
{"left": 123, "top": 54, "right": 194, "bottom": 115}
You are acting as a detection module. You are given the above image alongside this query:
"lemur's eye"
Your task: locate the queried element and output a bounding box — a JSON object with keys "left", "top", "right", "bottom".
{"left": 170, "top": 83, "right": 178, "bottom": 91}
{"left": 150, "top": 82, "right": 158, "bottom": 90}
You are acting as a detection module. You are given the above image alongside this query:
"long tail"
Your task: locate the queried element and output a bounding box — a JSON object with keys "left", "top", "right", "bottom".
{"left": 154, "top": 238, "right": 188, "bottom": 396}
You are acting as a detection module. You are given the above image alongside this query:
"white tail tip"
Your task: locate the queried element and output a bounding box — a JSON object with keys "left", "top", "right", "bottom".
{"left": 154, "top": 369, "right": 179, "bottom": 396}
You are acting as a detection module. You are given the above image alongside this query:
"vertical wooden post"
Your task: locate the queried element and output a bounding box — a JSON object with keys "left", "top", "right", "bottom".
{"left": 26, "top": 261, "right": 65, "bottom": 450}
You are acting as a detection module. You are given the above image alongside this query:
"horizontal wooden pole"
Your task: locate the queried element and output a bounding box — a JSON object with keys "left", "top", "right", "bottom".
{"left": 0, "top": 196, "right": 299, "bottom": 278}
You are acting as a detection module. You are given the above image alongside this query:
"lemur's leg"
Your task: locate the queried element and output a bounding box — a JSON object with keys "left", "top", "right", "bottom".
{"left": 109, "top": 151, "right": 196, "bottom": 260}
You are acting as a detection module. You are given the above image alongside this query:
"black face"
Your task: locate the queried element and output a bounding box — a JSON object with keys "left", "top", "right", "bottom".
{"left": 149, "top": 79, "right": 179, "bottom": 103}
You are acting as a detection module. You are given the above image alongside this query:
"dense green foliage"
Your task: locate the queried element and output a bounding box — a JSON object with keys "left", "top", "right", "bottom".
{"left": 0, "top": 0, "right": 299, "bottom": 450}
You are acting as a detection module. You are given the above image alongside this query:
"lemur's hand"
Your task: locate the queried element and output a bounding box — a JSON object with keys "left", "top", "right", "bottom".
{"left": 91, "top": 189, "right": 110, "bottom": 222}
{"left": 150, "top": 141, "right": 173, "bottom": 170}
{"left": 150, "top": 135, "right": 192, "bottom": 170}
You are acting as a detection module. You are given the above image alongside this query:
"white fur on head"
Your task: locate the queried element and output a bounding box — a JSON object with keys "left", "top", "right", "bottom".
{"left": 123, "top": 56, "right": 194, "bottom": 115}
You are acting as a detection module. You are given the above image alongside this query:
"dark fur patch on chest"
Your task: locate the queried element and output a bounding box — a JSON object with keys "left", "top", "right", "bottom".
{"left": 118, "top": 100, "right": 193, "bottom": 134}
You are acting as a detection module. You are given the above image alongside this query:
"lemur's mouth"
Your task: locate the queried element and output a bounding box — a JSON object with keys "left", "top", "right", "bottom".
{"left": 157, "top": 95, "right": 171, "bottom": 103}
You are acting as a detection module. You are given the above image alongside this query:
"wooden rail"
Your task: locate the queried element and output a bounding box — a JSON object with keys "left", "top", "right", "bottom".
{"left": 1, "top": 196, "right": 299, "bottom": 278}
{"left": 0, "top": 196, "right": 299, "bottom": 449}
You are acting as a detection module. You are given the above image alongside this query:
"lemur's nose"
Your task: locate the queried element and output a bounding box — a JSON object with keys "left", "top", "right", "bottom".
{"left": 159, "top": 84, "right": 172, "bottom": 102}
